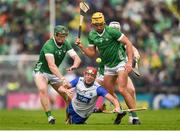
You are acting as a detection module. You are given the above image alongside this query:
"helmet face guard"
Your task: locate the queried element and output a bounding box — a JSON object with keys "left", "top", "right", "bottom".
{"left": 91, "top": 12, "right": 105, "bottom": 24}
{"left": 54, "top": 25, "right": 69, "bottom": 36}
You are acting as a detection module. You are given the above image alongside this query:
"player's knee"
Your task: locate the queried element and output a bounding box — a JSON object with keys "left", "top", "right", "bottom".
{"left": 131, "top": 88, "right": 136, "bottom": 94}
{"left": 39, "top": 88, "right": 48, "bottom": 96}
{"left": 118, "top": 87, "right": 128, "bottom": 94}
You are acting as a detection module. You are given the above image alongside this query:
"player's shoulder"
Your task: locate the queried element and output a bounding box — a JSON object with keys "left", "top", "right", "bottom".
{"left": 105, "top": 25, "right": 118, "bottom": 33}
{"left": 44, "top": 38, "right": 54, "bottom": 46}
{"left": 93, "top": 81, "right": 101, "bottom": 88}
{"left": 89, "top": 29, "right": 97, "bottom": 37}
{"left": 62, "top": 39, "right": 72, "bottom": 50}
{"left": 64, "top": 39, "right": 70, "bottom": 45}
{"left": 46, "top": 38, "right": 54, "bottom": 44}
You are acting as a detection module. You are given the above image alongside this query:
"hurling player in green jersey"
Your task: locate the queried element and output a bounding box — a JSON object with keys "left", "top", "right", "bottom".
{"left": 33, "top": 25, "right": 81, "bottom": 124}
{"left": 95, "top": 21, "right": 141, "bottom": 124}
{"left": 75, "top": 12, "right": 139, "bottom": 124}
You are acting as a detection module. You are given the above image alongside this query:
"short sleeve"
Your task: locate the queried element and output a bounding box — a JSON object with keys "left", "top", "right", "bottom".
{"left": 109, "top": 27, "right": 123, "bottom": 41}
{"left": 43, "top": 41, "right": 54, "bottom": 54}
{"left": 65, "top": 41, "right": 73, "bottom": 51}
{"left": 70, "top": 77, "right": 80, "bottom": 87}
{"left": 96, "top": 86, "right": 108, "bottom": 97}
{"left": 88, "top": 31, "right": 95, "bottom": 46}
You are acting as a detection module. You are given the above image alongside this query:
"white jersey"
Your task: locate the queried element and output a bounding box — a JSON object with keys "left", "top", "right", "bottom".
{"left": 70, "top": 77, "right": 108, "bottom": 118}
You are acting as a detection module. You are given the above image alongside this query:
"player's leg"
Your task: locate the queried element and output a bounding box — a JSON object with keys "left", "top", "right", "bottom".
{"left": 127, "top": 77, "right": 140, "bottom": 124}
{"left": 44, "top": 72, "right": 71, "bottom": 104}
{"left": 50, "top": 78, "right": 72, "bottom": 124}
{"left": 117, "top": 71, "right": 140, "bottom": 124}
{"left": 51, "top": 84, "right": 71, "bottom": 122}
{"left": 34, "top": 73, "right": 55, "bottom": 124}
{"left": 127, "top": 77, "right": 136, "bottom": 101}
{"left": 103, "top": 75, "right": 117, "bottom": 97}
{"left": 48, "top": 87, "right": 59, "bottom": 109}
{"left": 66, "top": 103, "right": 87, "bottom": 124}
{"left": 116, "top": 68, "right": 136, "bottom": 109}
{"left": 52, "top": 84, "right": 70, "bottom": 103}
{"left": 41, "top": 73, "right": 71, "bottom": 124}
{"left": 103, "top": 71, "right": 126, "bottom": 124}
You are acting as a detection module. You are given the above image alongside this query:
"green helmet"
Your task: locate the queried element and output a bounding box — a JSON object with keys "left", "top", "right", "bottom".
{"left": 54, "top": 25, "right": 69, "bottom": 36}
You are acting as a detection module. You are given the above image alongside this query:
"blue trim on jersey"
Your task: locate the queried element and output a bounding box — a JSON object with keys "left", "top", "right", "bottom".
{"left": 96, "top": 86, "right": 108, "bottom": 97}
{"left": 70, "top": 77, "right": 80, "bottom": 87}
{"left": 66, "top": 103, "right": 87, "bottom": 124}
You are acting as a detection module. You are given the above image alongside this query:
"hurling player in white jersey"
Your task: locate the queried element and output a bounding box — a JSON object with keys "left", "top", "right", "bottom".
{"left": 95, "top": 21, "right": 141, "bottom": 124}
{"left": 65, "top": 67, "right": 126, "bottom": 124}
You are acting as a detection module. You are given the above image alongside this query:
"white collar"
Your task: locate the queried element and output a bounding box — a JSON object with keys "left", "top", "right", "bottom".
{"left": 97, "top": 28, "right": 105, "bottom": 37}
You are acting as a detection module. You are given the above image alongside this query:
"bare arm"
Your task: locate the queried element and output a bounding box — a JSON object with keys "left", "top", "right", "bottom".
{"left": 75, "top": 38, "right": 97, "bottom": 58}
{"left": 70, "top": 55, "right": 81, "bottom": 68}
{"left": 105, "top": 93, "right": 120, "bottom": 112}
{"left": 119, "top": 35, "right": 133, "bottom": 73}
{"left": 45, "top": 54, "right": 63, "bottom": 79}
{"left": 67, "top": 50, "right": 81, "bottom": 71}
{"left": 120, "top": 35, "right": 133, "bottom": 63}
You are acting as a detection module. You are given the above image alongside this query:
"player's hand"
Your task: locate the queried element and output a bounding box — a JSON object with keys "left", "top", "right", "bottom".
{"left": 125, "top": 61, "right": 133, "bottom": 73}
{"left": 113, "top": 107, "right": 121, "bottom": 113}
{"left": 64, "top": 88, "right": 74, "bottom": 99}
{"left": 63, "top": 81, "right": 71, "bottom": 89}
{"left": 66, "top": 66, "right": 77, "bottom": 72}
{"left": 58, "top": 86, "right": 74, "bottom": 99}
{"left": 75, "top": 38, "right": 82, "bottom": 47}
{"left": 60, "top": 77, "right": 71, "bottom": 88}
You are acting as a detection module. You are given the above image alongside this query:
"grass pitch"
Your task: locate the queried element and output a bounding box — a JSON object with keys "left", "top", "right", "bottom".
{"left": 0, "top": 109, "right": 180, "bottom": 130}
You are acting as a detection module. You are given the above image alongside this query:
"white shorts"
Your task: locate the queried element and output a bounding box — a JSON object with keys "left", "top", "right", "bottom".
{"left": 104, "top": 60, "right": 127, "bottom": 76}
{"left": 33, "top": 71, "right": 61, "bottom": 85}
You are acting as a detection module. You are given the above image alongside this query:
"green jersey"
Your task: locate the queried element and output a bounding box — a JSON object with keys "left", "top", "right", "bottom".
{"left": 34, "top": 37, "right": 72, "bottom": 74}
{"left": 88, "top": 26, "right": 126, "bottom": 68}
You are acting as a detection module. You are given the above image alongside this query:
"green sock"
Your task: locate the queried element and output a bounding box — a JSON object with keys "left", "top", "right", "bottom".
{"left": 130, "top": 111, "right": 137, "bottom": 117}
{"left": 129, "top": 112, "right": 133, "bottom": 116}
{"left": 45, "top": 111, "right": 52, "bottom": 117}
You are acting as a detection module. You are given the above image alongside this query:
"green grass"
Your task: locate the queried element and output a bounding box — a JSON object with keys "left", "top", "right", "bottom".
{"left": 0, "top": 109, "right": 180, "bottom": 130}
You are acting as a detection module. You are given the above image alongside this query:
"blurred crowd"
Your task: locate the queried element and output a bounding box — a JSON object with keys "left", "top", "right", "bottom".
{"left": 0, "top": 0, "right": 180, "bottom": 91}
